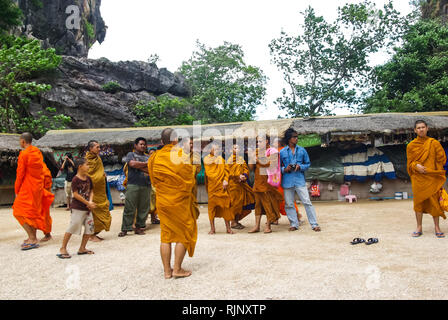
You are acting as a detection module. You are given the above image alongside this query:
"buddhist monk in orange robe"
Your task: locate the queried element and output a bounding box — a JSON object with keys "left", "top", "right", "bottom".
{"left": 85, "top": 140, "right": 111, "bottom": 242}
{"left": 13, "top": 133, "right": 54, "bottom": 250}
{"left": 204, "top": 143, "right": 234, "bottom": 234}
{"left": 248, "top": 136, "right": 284, "bottom": 234}
{"left": 148, "top": 129, "right": 197, "bottom": 279}
{"left": 407, "top": 120, "right": 447, "bottom": 238}
{"left": 226, "top": 144, "right": 255, "bottom": 229}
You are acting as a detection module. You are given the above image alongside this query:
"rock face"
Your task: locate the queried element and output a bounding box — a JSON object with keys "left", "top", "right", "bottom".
{"left": 12, "top": 0, "right": 191, "bottom": 129}
{"left": 15, "top": 0, "right": 106, "bottom": 57}
{"left": 32, "top": 56, "right": 190, "bottom": 129}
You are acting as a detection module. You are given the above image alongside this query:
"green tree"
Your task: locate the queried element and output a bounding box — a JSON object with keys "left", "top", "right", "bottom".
{"left": 0, "top": 35, "right": 70, "bottom": 136}
{"left": 179, "top": 41, "right": 267, "bottom": 123}
{"left": 0, "top": 0, "right": 23, "bottom": 33}
{"left": 269, "top": 0, "right": 402, "bottom": 117}
{"left": 364, "top": 18, "right": 448, "bottom": 113}
{"left": 133, "top": 95, "right": 194, "bottom": 127}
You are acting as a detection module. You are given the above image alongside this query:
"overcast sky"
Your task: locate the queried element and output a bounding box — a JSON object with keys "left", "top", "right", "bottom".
{"left": 89, "top": 0, "right": 413, "bottom": 121}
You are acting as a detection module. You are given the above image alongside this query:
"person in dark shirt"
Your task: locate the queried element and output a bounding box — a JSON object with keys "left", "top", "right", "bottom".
{"left": 57, "top": 158, "right": 96, "bottom": 259}
{"left": 118, "top": 137, "right": 152, "bottom": 237}
{"left": 60, "top": 153, "right": 76, "bottom": 211}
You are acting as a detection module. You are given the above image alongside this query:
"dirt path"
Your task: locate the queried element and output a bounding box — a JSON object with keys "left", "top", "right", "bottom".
{"left": 0, "top": 199, "right": 447, "bottom": 300}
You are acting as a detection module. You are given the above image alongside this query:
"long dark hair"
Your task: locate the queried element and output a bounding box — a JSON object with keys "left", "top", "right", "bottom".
{"left": 282, "top": 128, "right": 298, "bottom": 146}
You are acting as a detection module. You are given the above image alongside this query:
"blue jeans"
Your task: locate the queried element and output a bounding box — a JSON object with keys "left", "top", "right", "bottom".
{"left": 284, "top": 185, "right": 319, "bottom": 229}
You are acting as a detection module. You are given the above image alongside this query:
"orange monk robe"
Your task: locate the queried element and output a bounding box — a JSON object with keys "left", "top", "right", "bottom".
{"left": 86, "top": 151, "right": 111, "bottom": 233}
{"left": 226, "top": 154, "right": 255, "bottom": 221}
{"left": 407, "top": 136, "right": 447, "bottom": 218}
{"left": 203, "top": 154, "right": 233, "bottom": 221}
{"left": 190, "top": 151, "right": 202, "bottom": 219}
{"left": 252, "top": 149, "right": 284, "bottom": 223}
{"left": 149, "top": 144, "right": 198, "bottom": 257}
{"left": 41, "top": 162, "right": 54, "bottom": 234}
{"left": 178, "top": 148, "right": 201, "bottom": 220}
{"left": 278, "top": 146, "right": 299, "bottom": 216}
{"left": 13, "top": 146, "right": 54, "bottom": 231}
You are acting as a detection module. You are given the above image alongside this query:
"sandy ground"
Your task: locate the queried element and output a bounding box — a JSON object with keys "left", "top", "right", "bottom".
{"left": 1, "top": 199, "right": 448, "bottom": 300}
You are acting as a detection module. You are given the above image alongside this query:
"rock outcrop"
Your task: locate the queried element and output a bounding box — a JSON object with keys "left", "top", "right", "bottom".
{"left": 11, "top": 0, "right": 191, "bottom": 129}
{"left": 32, "top": 56, "right": 190, "bottom": 128}
{"left": 14, "top": 0, "right": 106, "bottom": 57}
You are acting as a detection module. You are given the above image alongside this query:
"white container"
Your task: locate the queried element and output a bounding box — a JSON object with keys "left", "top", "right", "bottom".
{"left": 402, "top": 192, "right": 408, "bottom": 199}
{"left": 395, "top": 192, "right": 403, "bottom": 200}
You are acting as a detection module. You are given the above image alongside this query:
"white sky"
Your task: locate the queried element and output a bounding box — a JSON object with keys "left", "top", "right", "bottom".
{"left": 89, "top": 0, "right": 413, "bottom": 120}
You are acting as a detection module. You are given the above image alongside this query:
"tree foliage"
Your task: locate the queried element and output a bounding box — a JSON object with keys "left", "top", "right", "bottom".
{"left": 269, "top": 0, "right": 402, "bottom": 117}
{"left": 179, "top": 41, "right": 267, "bottom": 123}
{"left": 364, "top": 18, "right": 448, "bottom": 113}
{"left": 0, "top": 0, "right": 23, "bottom": 33}
{"left": 0, "top": 35, "right": 70, "bottom": 136}
{"left": 133, "top": 95, "right": 194, "bottom": 127}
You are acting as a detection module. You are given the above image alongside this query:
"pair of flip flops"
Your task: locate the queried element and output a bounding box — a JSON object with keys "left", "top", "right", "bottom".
{"left": 412, "top": 232, "right": 445, "bottom": 238}
{"left": 350, "top": 238, "right": 379, "bottom": 245}
{"left": 21, "top": 243, "right": 40, "bottom": 251}
{"left": 57, "top": 250, "right": 94, "bottom": 259}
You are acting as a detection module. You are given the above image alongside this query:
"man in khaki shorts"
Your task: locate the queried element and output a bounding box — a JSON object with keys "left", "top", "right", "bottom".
{"left": 58, "top": 158, "right": 96, "bottom": 259}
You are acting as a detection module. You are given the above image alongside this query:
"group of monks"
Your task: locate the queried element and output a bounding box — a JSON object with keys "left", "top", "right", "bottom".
{"left": 11, "top": 119, "right": 447, "bottom": 278}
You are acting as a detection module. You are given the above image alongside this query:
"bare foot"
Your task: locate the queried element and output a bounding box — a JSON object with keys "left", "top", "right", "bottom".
{"left": 89, "top": 235, "right": 102, "bottom": 242}
{"left": 164, "top": 268, "right": 173, "bottom": 279}
{"left": 65, "top": 207, "right": 70, "bottom": 211}
{"left": 173, "top": 268, "right": 192, "bottom": 278}
{"left": 40, "top": 235, "right": 52, "bottom": 242}
{"left": 264, "top": 228, "right": 272, "bottom": 233}
{"left": 226, "top": 229, "right": 235, "bottom": 234}
{"left": 208, "top": 229, "right": 216, "bottom": 235}
{"left": 248, "top": 228, "right": 260, "bottom": 233}
{"left": 77, "top": 249, "right": 95, "bottom": 255}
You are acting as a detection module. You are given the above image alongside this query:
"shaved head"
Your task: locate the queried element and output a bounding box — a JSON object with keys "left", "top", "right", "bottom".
{"left": 20, "top": 132, "right": 33, "bottom": 144}
{"left": 161, "top": 128, "right": 177, "bottom": 145}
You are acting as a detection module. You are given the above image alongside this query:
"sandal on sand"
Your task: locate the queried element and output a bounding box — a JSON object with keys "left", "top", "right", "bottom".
{"left": 151, "top": 219, "right": 160, "bottom": 224}
{"left": 312, "top": 226, "right": 321, "bottom": 232}
{"left": 350, "top": 238, "right": 365, "bottom": 245}
{"left": 21, "top": 243, "right": 39, "bottom": 251}
{"left": 365, "top": 238, "right": 379, "bottom": 245}
{"left": 289, "top": 227, "right": 298, "bottom": 231}
{"left": 231, "top": 224, "right": 244, "bottom": 230}
{"left": 412, "top": 231, "right": 423, "bottom": 237}
{"left": 264, "top": 229, "right": 272, "bottom": 234}
{"left": 78, "top": 250, "right": 94, "bottom": 255}
{"left": 436, "top": 232, "right": 445, "bottom": 238}
{"left": 56, "top": 253, "right": 71, "bottom": 259}
{"left": 118, "top": 231, "right": 127, "bottom": 237}
{"left": 134, "top": 228, "right": 145, "bottom": 235}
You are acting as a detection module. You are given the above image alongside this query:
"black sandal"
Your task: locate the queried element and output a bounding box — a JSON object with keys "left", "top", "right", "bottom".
{"left": 365, "top": 238, "right": 379, "bottom": 245}
{"left": 118, "top": 231, "right": 127, "bottom": 237}
{"left": 350, "top": 238, "right": 365, "bottom": 245}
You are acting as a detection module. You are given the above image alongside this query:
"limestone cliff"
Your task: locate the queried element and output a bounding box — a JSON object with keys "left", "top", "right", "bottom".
{"left": 11, "top": 0, "right": 191, "bottom": 129}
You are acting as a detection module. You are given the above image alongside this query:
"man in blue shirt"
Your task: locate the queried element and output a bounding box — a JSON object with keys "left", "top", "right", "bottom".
{"left": 279, "top": 128, "right": 321, "bottom": 232}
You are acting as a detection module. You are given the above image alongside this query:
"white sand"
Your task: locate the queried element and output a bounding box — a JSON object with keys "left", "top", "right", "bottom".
{"left": 0, "top": 199, "right": 447, "bottom": 300}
